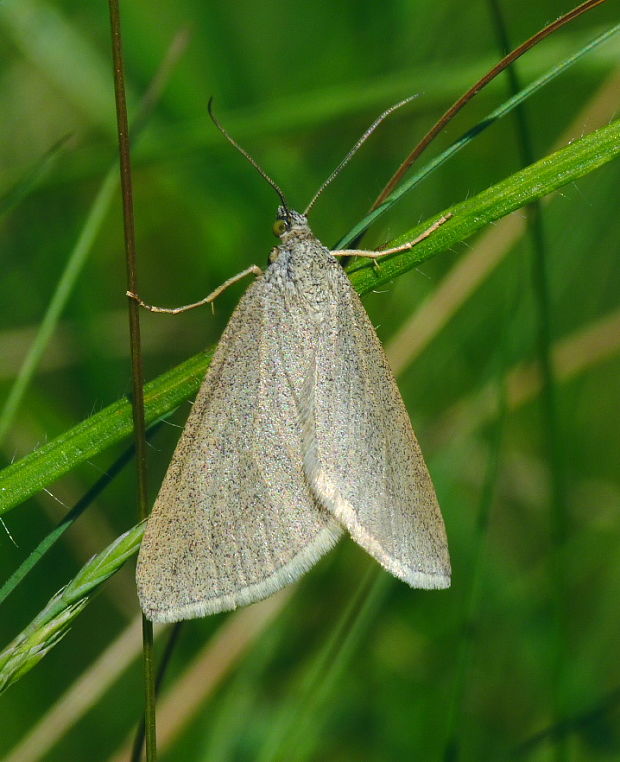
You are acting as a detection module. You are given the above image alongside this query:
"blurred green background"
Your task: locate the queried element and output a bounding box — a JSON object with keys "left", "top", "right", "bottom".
{"left": 1, "top": 0, "right": 619, "bottom": 760}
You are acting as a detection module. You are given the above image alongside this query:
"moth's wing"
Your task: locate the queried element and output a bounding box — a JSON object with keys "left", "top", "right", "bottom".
{"left": 306, "top": 270, "right": 450, "bottom": 589}
{"left": 136, "top": 280, "right": 342, "bottom": 623}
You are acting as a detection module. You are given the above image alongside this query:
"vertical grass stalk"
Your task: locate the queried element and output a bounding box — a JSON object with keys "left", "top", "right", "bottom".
{"left": 488, "top": 2, "right": 569, "bottom": 758}
{"left": 107, "top": 1, "right": 157, "bottom": 758}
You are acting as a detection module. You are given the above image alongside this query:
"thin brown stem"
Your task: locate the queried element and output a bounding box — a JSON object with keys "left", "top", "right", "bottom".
{"left": 371, "top": 0, "right": 608, "bottom": 210}
{"left": 107, "top": 1, "right": 157, "bottom": 759}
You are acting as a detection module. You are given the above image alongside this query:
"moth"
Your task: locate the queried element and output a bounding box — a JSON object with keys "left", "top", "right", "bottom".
{"left": 135, "top": 99, "right": 451, "bottom": 622}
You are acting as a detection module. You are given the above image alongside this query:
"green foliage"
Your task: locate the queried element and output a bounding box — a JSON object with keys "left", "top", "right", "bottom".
{"left": 0, "top": 523, "right": 143, "bottom": 693}
{"left": 1, "top": 1, "right": 619, "bottom": 760}
{"left": 2, "top": 117, "right": 617, "bottom": 518}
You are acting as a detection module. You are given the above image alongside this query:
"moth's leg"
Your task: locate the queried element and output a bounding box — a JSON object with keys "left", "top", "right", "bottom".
{"left": 127, "top": 264, "right": 263, "bottom": 314}
{"left": 332, "top": 213, "right": 451, "bottom": 261}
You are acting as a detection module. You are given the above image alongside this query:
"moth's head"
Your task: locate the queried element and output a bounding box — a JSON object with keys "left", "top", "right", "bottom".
{"left": 272, "top": 207, "right": 310, "bottom": 239}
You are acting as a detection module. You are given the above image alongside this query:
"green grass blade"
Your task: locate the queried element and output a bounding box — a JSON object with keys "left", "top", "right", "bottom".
{"left": 443, "top": 348, "right": 509, "bottom": 757}
{"left": 0, "top": 521, "right": 143, "bottom": 694}
{"left": 0, "top": 28, "right": 186, "bottom": 448}
{"left": 0, "top": 135, "right": 71, "bottom": 217}
{"left": 256, "top": 565, "right": 381, "bottom": 762}
{"left": 0, "top": 423, "right": 163, "bottom": 607}
{"left": 0, "top": 351, "right": 211, "bottom": 515}
{"left": 347, "top": 118, "right": 620, "bottom": 294}
{"left": 0, "top": 0, "right": 120, "bottom": 130}
{"left": 336, "top": 22, "right": 620, "bottom": 249}
{"left": 262, "top": 568, "right": 391, "bottom": 762}
{"left": 0, "top": 118, "right": 618, "bottom": 516}
{"left": 0, "top": 169, "right": 119, "bottom": 445}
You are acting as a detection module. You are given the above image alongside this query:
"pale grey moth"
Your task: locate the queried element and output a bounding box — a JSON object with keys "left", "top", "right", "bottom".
{"left": 135, "top": 102, "right": 451, "bottom": 623}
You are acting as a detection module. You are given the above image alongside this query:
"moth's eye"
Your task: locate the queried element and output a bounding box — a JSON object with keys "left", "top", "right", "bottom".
{"left": 272, "top": 219, "right": 288, "bottom": 237}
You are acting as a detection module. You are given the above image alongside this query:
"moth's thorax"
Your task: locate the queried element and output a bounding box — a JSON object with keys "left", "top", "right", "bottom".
{"left": 265, "top": 208, "right": 339, "bottom": 308}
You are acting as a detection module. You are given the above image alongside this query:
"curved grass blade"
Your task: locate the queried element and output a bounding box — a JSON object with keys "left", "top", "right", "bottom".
{"left": 0, "top": 522, "right": 143, "bottom": 694}
{"left": 257, "top": 564, "right": 388, "bottom": 762}
{"left": 346, "top": 118, "right": 620, "bottom": 292}
{"left": 0, "top": 28, "right": 190, "bottom": 447}
{"left": 0, "top": 422, "right": 163, "bottom": 607}
{"left": 0, "top": 135, "right": 72, "bottom": 218}
{"left": 0, "top": 118, "right": 618, "bottom": 516}
{"left": 372, "top": 0, "right": 611, "bottom": 209}
{"left": 0, "top": 170, "right": 119, "bottom": 446}
{"left": 0, "top": 350, "right": 211, "bottom": 515}
{"left": 337, "top": 22, "right": 620, "bottom": 249}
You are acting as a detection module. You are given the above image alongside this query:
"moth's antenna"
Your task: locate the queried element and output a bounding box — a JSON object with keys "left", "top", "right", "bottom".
{"left": 304, "top": 94, "right": 418, "bottom": 216}
{"left": 208, "top": 97, "right": 290, "bottom": 216}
